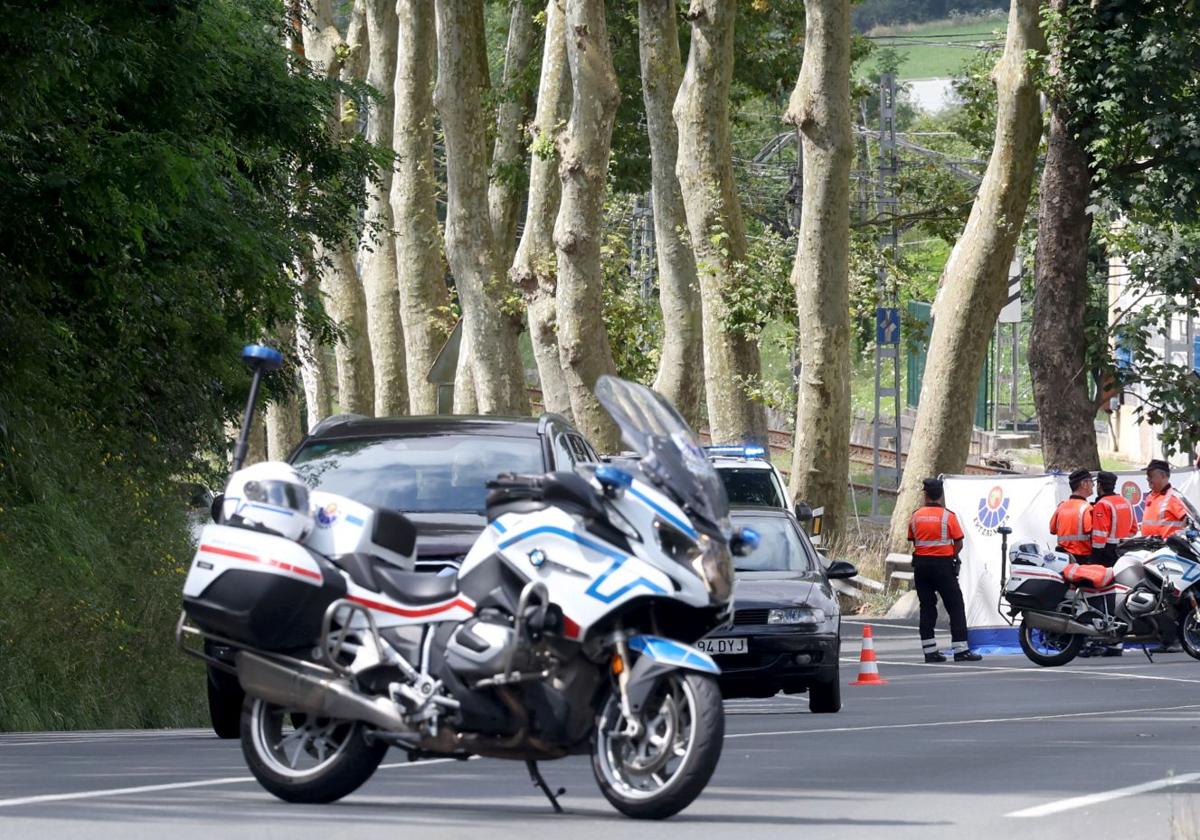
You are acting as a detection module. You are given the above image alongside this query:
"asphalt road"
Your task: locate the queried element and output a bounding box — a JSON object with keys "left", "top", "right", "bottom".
{"left": 5, "top": 619, "right": 1200, "bottom": 839}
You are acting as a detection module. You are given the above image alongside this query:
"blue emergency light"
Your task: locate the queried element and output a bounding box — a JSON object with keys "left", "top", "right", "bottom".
{"left": 703, "top": 443, "right": 767, "bottom": 459}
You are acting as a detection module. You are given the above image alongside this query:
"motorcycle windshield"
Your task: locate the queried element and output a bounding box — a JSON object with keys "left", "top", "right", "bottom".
{"left": 594, "top": 376, "right": 730, "bottom": 536}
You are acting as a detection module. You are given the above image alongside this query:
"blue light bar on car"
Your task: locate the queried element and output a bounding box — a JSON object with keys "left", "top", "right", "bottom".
{"left": 703, "top": 444, "right": 767, "bottom": 459}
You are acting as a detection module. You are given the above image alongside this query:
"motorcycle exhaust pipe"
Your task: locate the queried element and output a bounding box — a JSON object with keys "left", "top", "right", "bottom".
{"left": 1021, "top": 611, "right": 1098, "bottom": 636}
{"left": 236, "top": 651, "right": 409, "bottom": 732}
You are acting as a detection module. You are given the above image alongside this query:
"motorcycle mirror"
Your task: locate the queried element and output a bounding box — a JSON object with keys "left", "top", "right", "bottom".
{"left": 731, "top": 526, "right": 759, "bottom": 557}
{"left": 210, "top": 492, "right": 224, "bottom": 524}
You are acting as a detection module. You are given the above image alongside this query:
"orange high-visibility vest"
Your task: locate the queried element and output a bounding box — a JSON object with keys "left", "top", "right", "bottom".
{"left": 1142, "top": 487, "right": 1189, "bottom": 538}
{"left": 1050, "top": 496, "right": 1093, "bottom": 557}
{"left": 907, "top": 505, "right": 964, "bottom": 557}
{"left": 1092, "top": 494, "right": 1136, "bottom": 550}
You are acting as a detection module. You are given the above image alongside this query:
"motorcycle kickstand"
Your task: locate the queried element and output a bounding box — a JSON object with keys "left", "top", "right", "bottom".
{"left": 526, "top": 760, "right": 565, "bottom": 814}
{"left": 1142, "top": 645, "right": 1155, "bottom": 664}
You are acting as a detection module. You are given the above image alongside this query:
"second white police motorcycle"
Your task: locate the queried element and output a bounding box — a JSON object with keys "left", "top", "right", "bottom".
{"left": 1000, "top": 519, "right": 1200, "bottom": 666}
{"left": 179, "top": 359, "right": 755, "bottom": 819}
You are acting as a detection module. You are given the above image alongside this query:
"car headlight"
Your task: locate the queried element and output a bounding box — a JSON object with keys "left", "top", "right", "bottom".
{"left": 768, "top": 608, "right": 826, "bottom": 625}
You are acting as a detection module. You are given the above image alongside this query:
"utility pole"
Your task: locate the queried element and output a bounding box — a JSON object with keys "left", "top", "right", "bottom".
{"left": 872, "top": 73, "right": 900, "bottom": 517}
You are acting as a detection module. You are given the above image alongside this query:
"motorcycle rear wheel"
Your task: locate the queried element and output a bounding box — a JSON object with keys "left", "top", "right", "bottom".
{"left": 240, "top": 697, "right": 387, "bottom": 803}
{"left": 591, "top": 671, "right": 723, "bottom": 820}
{"left": 1178, "top": 607, "right": 1200, "bottom": 661}
{"left": 1018, "top": 619, "right": 1084, "bottom": 666}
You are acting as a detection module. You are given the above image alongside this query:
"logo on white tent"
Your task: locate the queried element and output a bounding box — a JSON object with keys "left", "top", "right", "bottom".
{"left": 1121, "top": 481, "right": 1145, "bottom": 524}
{"left": 973, "top": 485, "right": 1010, "bottom": 535}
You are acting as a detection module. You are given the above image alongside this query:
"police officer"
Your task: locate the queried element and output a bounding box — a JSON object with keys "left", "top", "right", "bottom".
{"left": 1091, "top": 471, "right": 1135, "bottom": 657}
{"left": 907, "top": 478, "right": 981, "bottom": 663}
{"left": 1141, "top": 459, "right": 1189, "bottom": 539}
{"left": 1092, "top": 470, "right": 1136, "bottom": 566}
{"left": 1139, "top": 459, "right": 1191, "bottom": 652}
{"left": 1050, "top": 469, "right": 1094, "bottom": 560}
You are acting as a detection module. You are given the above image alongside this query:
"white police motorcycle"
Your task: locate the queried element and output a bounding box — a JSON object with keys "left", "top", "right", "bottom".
{"left": 179, "top": 347, "right": 755, "bottom": 819}
{"left": 1000, "top": 520, "right": 1200, "bottom": 666}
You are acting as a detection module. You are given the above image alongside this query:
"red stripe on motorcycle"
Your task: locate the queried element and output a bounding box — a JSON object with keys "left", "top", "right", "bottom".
{"left": 346, "top": 594, "right": 476, "bottom": 618}
{"left": 198, "top": 543, "right": 323, "bottom": 582}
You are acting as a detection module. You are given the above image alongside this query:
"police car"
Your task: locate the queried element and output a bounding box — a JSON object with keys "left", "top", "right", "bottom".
{"left": 706, "top": 444, "right": 822, "bottom": 542}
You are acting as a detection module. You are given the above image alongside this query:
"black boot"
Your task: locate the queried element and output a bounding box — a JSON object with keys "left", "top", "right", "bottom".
{"left": 953, "top": 650, "right": 983, "bottom": 662}
{"left": 924, "top": 651, "right": 946, "bottom": 663}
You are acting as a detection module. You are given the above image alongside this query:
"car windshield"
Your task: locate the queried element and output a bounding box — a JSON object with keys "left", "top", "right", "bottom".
{"left": 730, "top": 514, "right": 816, "bottom": 573}
{"left": 291, "top": 435, "right": 544, "bottom": 514}
{"left": 718, "top": 468, "right": 785, "bottom": 507}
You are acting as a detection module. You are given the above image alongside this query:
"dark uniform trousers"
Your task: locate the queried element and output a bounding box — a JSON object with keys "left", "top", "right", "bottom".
{"left": 913, "top": 556, "right": 969, "bottom": 643}
{"left": 1091, "top": 546, "right": 1118, "bottom": 568}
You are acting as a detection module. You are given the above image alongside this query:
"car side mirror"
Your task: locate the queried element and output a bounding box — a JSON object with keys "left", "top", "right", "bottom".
{"left": 825, "top": 560, "right": 857, "bottom": 580}
{"left": 210, "top": 493, "right": 224, "bottom": 524}
{"left": 794, "top": 501, "right": 813, "bottom": 522}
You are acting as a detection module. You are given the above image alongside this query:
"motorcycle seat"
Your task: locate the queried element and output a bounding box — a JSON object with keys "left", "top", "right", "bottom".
{"left": 335, "top": 553, "right": 459, "bottom": 605}
{"left": 1062, "top": 563, "right": 1115, "bottom": 590}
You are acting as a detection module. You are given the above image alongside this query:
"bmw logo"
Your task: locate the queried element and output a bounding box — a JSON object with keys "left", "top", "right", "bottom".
{"left": 529, "top": 549, "right": 546, "bottom": 567}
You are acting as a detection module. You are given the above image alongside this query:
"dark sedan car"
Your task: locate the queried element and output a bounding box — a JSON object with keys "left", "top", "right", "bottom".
{"left": 698, "top": 507, "right": 856, "bottom": 713}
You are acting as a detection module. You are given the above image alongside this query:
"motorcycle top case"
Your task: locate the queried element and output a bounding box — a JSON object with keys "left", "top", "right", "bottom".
{"left": 184, "top": 523, "right": 346, "bottom": 650}
{"left": 303, "top": 490, "right": 416, "bottom": 570}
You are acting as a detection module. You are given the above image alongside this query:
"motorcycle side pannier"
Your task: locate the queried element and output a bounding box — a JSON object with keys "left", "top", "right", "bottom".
{"left": 183, "top": 524, "right": 347, "bottom": 650}
{"left": 1004, "top": 575, "right": 1068, "bottom": 610}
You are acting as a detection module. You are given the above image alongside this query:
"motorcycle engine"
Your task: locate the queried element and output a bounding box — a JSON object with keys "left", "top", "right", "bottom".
{"left": 1125, "top": 590, "right": 1157, "bottom": 616}
{"left": 445, "top": 613, "right": 536, "bottom": 678}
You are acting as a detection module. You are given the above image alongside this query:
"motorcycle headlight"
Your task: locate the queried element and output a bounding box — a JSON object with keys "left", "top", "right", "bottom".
{"left": 768, "top": 607, "right": 826, "bottom": 625}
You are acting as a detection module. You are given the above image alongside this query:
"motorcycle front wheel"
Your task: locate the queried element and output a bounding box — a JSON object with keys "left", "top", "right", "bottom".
{"left": 1018, "top": 619, "right": 1084, "bottom": 666}
{"left": 240, "top": 697, "right": 387, "bottom": 803}
{"left": 1178, "top": 606, "right": 1200, "bottom": 661}
{"left": 591, "top": 671, "right": 723, "bottom": 820}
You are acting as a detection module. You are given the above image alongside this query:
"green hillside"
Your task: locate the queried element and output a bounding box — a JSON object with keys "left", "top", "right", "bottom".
{"left": 860, "top": 15, "right": 1007, "bottom": 80}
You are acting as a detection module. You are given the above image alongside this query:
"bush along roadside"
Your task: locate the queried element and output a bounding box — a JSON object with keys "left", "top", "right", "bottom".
{"left": 0, "top": 411, "right": 207, "bottom": 731}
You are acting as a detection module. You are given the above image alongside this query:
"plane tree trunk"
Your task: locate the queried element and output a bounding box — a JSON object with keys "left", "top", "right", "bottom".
{"left": 674, "top": 0, "right": 767, "bottom": 444}
{"left": 361, "top": 0, "right": 406, "bottom": 416}
{"left": 639, "top": 0, "right": 704, "bottom": 429}
{"left": 393, "top": 0, "right": 451, "bottom": 415}
{"left": 511, "top": 0, "right": 573, "bottom": 419}
{"left": 435, "top": 0, "right": 529, "bottom": 415}
{"left": 888, "top": 0, "right": 1046, "bottom": 550}
{"left": 1029, "top": 0, "right": 1100, "bottom": 472}
{"left": 785, "top": 0, "right": 854, "bottom": 536}
{"left": 552, "top": 0, "right": 622, "bottom": 449}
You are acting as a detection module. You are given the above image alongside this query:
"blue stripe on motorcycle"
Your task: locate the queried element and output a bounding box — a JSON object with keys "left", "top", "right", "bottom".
{"left": 628, "top": 486, "right": 697, "bottom": 538}
{"left": 491, "top": 519, "right": 507, "bottom": 534}
{"left": 498, "top": 526, "right": 666, "bottom": 603}
{"left": 628, "top": 634, "right": 720, "bottom": 674}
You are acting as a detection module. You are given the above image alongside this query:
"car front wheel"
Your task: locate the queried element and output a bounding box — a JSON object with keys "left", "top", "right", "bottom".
{"left": 808, "top": 666, "right": 841, "bottom": 714}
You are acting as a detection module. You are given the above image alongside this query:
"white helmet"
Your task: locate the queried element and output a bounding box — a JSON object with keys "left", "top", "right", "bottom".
{"left": 222, "top": 461, "right": 313, "bottom": 542}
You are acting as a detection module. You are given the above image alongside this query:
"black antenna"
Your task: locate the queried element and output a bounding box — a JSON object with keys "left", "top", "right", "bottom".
{"left": 230, "top": 344, "right": 284, "bottom": 472}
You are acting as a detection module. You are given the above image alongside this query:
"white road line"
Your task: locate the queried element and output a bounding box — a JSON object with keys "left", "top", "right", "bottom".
{"left": 0, "top": 757, "right": 461, "bottom": 809}
{"left": 859, "top": 659, "right": 1200, "bottom": 685}
{"left": 1006, "top": 772, "right": 1200, "bottom": 818}
{"left": 725, "top": 702, "right": 1200, "bottom": 740}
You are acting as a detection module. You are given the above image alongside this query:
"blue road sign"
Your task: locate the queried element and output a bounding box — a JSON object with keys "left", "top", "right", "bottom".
{"left": 876, "top": 307, "right": 900, "bottom": 345}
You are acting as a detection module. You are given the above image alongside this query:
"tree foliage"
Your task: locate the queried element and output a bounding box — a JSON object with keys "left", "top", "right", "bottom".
{"left": 1044, "top": 0, "right": 1200, "bottom": 455}
{"left": 0, "top": 0, "right": 383, "bottom": 727}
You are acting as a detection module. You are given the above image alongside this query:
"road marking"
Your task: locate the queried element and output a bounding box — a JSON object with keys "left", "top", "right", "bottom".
{"left": 0, "top": 757, "right": 462, "bottom": 808}
{"left": 858, "top": 659, "right": 1200, "bottom": 685}
{"left": 1006, "top": 772, "right": 1200, "bottom": 818}
{"left": 725, "top": 702, "right": 1200, "bottom": 740}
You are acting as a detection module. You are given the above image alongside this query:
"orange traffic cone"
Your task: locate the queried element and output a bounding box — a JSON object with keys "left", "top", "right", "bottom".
{"left": 849, "top": 624, "right": 888, "bottom": 686}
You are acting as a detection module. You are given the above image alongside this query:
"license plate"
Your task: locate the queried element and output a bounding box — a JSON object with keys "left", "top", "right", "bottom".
{"left": 696, "top": 637, "right": 747, "bottom": 655}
